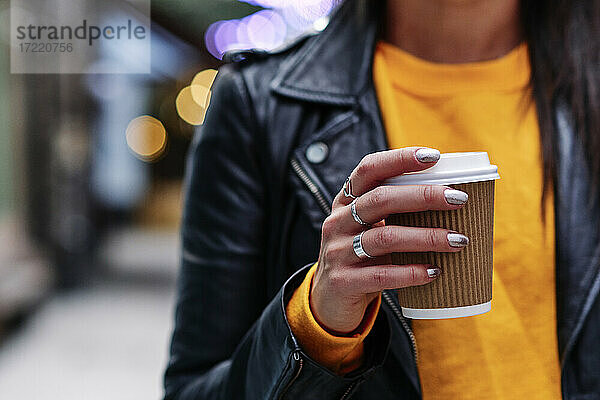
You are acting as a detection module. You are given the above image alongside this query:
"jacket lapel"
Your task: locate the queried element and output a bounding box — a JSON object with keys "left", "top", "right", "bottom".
{"left": 289, "top": 91, "right": 389, "bottom": 231}
{"left": 271, "top": 0, "right": 381, "bottom": 106}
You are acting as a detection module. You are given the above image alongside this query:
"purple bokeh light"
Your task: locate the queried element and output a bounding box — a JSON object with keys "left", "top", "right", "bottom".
{"left": 246, "top": 10, "right": 286, "bottom": 49}
{"left": 214, "top": 20, "right": 242, "bottom": 55}
{"left": 205, "top": 0, "right": 336, "bottom": 60}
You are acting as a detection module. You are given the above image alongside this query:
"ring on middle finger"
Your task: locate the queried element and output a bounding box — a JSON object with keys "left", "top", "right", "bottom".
{"left": 351, "top": 198, "right": 371, "bottom": 227}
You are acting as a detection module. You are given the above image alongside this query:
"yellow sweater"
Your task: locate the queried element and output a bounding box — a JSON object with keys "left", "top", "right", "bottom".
{"left": 286, "top": 40, "right": 561, "bottom": 399}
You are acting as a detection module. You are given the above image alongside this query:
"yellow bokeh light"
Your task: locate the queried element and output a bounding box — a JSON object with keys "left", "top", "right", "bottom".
{"left": 176, "top": 86, "right": 208, "bottom": 126}
{"left": 190, "top": 69, "right": 217, "bottom": 109}
{"left": 191, "top": 84, "right": 211, "bottom": 108}
{"left": 126, "top": 116, "right": 168, "bottom": 162}
{"left": 191, "top": 69, "right": 218, "bottom": 89}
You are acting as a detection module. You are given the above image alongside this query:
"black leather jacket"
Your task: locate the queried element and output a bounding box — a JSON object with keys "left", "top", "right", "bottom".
{"left": 164, "top": 0, "right": 600, "bottom": 398}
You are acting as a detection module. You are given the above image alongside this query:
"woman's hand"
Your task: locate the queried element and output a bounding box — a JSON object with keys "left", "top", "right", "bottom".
{"left": 311, "top": 147, "right": 470, "bottom": 334}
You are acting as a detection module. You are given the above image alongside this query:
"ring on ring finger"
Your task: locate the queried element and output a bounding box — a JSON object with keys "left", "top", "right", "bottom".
{"left": 353, "top": 231, "right": 375, "bottom": 259}
{"left": 351, "top": 199, "right": 371, "bottom": 227}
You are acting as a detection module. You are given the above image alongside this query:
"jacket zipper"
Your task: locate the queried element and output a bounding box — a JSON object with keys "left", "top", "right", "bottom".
{"left": 382, "top": 290, "right": 418, "bottom": 364}
{"left": 290, "top": 157, "right": 332, "bottom": 215}
{"left": 340, "top": 379, "right": 363, "bottom": 400}
{"left": 278, "top": 351, "right": 304, "bottom": 400}
{"left": 291, "top": 158, "right": 367, "bottom": 399}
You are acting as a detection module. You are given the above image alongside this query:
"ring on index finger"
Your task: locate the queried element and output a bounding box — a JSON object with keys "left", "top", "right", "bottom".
{"left": 343, "top": 176, "right": 357, "bottom": 200}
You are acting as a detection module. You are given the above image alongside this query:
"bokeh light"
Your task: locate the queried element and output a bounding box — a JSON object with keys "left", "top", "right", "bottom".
{"left": 205, "top": 20, "right": 225, "bottom": 61}
{"left": 191, "top": 69, "right": 218, "bottom": 88}
{"left": 176, "top": 86, "right": 208, "bottom": 126}
{"left": 191, "top": 84, "right": 211, "bottom": 108}
{"left": 126, "top": 116, "right": 168, "bottom": 162}
{"left": 312, "top": 15, "right": 330, "bottom": 32}
{"left": 191, "top": 69, "right": 218, "bottom": 107}
{"left": 292, "top": 0, "right": 335, "bottom": 23}
{"left": 214, "top": 20, "right": 244, "bottom": 55}
{"left": 205, "top": 0, "right": 337, "bottom": 59}
{"left": 246, "top": 10, "right": 287, "bottom": 50}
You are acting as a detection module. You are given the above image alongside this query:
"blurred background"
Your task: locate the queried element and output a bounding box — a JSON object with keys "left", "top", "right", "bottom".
{"left": 0, "top": 0, "right": 338, "bottom": 398}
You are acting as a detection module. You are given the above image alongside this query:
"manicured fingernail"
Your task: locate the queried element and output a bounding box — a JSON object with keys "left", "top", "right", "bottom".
{"left": 415, "top": 148, "right": 440, "bottom": 163}
{"left": 444, "top": 189, "right": 468, "bottom": 205}
{"left": 427, "top": 268, "right": 442, "bottom": 278}
{"left": 447, "top": 233, "right": 469, "bottom": 248}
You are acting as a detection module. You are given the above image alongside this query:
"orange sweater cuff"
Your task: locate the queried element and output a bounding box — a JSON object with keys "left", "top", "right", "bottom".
{"left": 286, "top": 263, "right": 382, "bottom": 375}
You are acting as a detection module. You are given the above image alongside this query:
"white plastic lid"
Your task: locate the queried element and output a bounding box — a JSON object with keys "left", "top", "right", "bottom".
{"left": 386, "top": 152, "right": 500, "bottom": 186}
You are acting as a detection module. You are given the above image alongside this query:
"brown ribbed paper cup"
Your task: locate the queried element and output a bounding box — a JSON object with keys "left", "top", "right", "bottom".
{"left": 385, "top": 152, "right": 500, "bottom": 319}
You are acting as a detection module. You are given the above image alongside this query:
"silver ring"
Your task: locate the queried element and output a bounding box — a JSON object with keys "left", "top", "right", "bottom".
{"left": 351, "top": 199, "right": 370, "bottom": 227}
{"left": 343, "top": 177, "right": 357, "bottom": 199}
{"left": 353, "top": 231, "right": 374, "bottom": 259}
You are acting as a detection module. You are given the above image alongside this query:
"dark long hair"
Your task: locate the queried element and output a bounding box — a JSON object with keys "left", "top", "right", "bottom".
{"left": 522, "top": 1, "right": 600, "bottom": 208}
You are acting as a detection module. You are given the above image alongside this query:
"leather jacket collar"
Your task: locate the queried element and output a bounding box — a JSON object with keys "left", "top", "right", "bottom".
{"left": 271, "top": 0, "right": 381, "bottom": 105}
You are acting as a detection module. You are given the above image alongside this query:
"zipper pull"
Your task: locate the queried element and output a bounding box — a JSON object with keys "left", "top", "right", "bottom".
{"left": 278, "top": 350, "right": 304, "bottom": 400}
